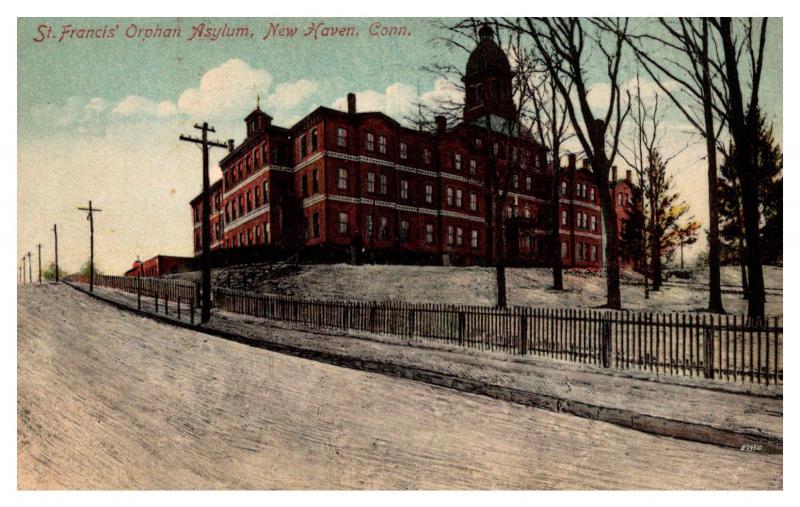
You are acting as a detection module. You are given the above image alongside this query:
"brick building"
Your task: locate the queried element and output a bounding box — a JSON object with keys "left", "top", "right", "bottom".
{"left": 189, "top": 24, "right": 634, "bottom": 270}
{"left": 125, "top": 255, "right": 195, "bottom": 277}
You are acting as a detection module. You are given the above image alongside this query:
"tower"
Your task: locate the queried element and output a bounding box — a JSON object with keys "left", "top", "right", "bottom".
{"left": 462, "top": 23, "right": 515, "bottom": 123}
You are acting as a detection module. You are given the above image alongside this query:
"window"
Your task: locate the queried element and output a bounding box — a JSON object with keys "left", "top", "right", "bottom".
{"left": 338, "top": 212, "right": 349, "bottom": 234}
{"left": 312, "top": 212, "right": 320, "bottom": 238}
{"left": 524, "top": 207, "right": 532, "bottom": 219}
{"left": 379, "top": 216, "right": 389, "bottom": 240}
{"left": 447, "top": 225, "right": 454, "bottom": 246}
{"left": 254, "top": 150, "right": 260, "bottom": 170}
{"left": 469, "top": 192, "right": 478, "bottom": 212}
{"left": 453, "top": 152, "right": 462, "bottom": 171}
{"left": 255, "top": 225, "right": 261, "bottom": 243}
{"left": 399, "top": 220, "right": 410, "bottom": 242}
{"left": 399, "top": 142, "right": 407, "bottom": 160}
{"left": 591, "top": 244, "right": 597, "bottom": 262}
{"left": 238, "top": 195, "right": 244, "bottom": 216}
{"left": 590, "top": 187, "right": 595, "bottom": 202}
{"left": 471, "top": 229, "right": 479, "bottom": 249}
{"left": 561, "top": 181, "right": 567, "bottom": 196}
{"left": 366, "top": 215, "right": 374, "bottom": 237}
{"left": 513, "top": 174, "right": 519, "bottom": 189}
{"left": 337, "top": 128, "right": 348, "bottom": 147}
{"left": 263, "top": 181, "right": 269, "bottom": 205}
{"left": 425, "top": 224, "right": 434, "bottom": 244}
{"left": 455, "top": 227, "right": 463, "bottom": 246}
{"left": 300, "top": 135, "right": 307, "bottom": 158}
{"left": 400, "top": 179, "right": 409, "bottom": 200}
{"left": 312, "top": 170, "right": 319, "bottom": 194}
{"left": 367, "top": 172, "right": 375, "bottom": 193}
{"left": 526, "top": 176, "right": 532, "bottom": 191}
{"left": 301, "top": 174, "right": 308, "bottom": 197}
{"left": 423, "top": 148, "right": 431, "bottom": 165}
{"left": 366, "top": 132, "right": 375, "bottom": 151}
{"left": 446, "top": 187, "right": 454, "bottom": 206}
{"left": 561, "top": 210, "right": 567, "bottom": 226}
{"left": 246, "top": 155, "right": 252, "bottom": 175}
{"left": 254, "top": 187, "right": 260, "bottom": 207}
{"left": 590, "top": 215, "right": 597, "bottom": 232}
{"left": 561, "top": 241, "right": 568, "bottom": 259}
{"left": 425, "top": 184, "right": 433, "bottom": 204}
{"left": 311, "top": 128, "right": 318, "bottom": 152}
{"left": 337, "top": 168, "right": 348, "bottom": 190}
{"left": 246, "top": 191, "right": 252, "bottom": 212}
{"left": 378, "top": 135, "right": 387, "bottom": 154}
{"left": 469, "top": 159, "right": 477, "bottom": 175}
{"left": 264, "top": 223, "right": 270, "bottom": 244}
{"left": 379, "top": 174, "right": 388, "bottom": 195}
{"left": 455, "top": 189, "right": 463, "bottom": 208}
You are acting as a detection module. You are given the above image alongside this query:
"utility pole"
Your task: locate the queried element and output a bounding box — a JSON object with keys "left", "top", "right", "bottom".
{"left": 180, "top": 122, "right": 228, "bottom": 323}
{"left": 37, "top": 243, "right": 42, "bottom": 283}
{"left": 27, "top": 252, "right": 32, "bottom": 286}
{"left": 78, "top": 201, "right": 103, "bottom": 292}
{"left": 53, "top": 224, "right": 59, "bottom": 282}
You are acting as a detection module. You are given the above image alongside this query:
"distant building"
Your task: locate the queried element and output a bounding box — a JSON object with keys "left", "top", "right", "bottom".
{"left": 188, "top": 24, "right": 634, "bottom": 270}
{"left": 124, "top": 255, "right": 195, "bottom": 277}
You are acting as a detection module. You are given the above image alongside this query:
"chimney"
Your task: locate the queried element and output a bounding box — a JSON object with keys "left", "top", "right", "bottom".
{"left": 625, "top": 169, "right": 632, "bottom": 182}
{"left": 347, "top": 93, "right": 356, "bottom": 114}
{"left": 435, "top": 115, "right": 447, "bottom": 135}
{"left": 227, "top": 139, "right": 235, "bottom": 152}
{"left": 582, "top": 159, "right": 590, "bottom": 169}
{"left": 611, "top": 165, "right": 618, "bottom": 182}
{"left": 567, "top": 153, "right": 577, "bottom": 169}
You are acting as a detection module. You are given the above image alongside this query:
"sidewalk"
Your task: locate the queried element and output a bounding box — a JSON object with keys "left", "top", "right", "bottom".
{"left": 66, "top": 282, "right": 783, "bottom": 454}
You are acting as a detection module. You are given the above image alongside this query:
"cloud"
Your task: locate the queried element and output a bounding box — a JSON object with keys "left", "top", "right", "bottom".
{"left": 265, "top": 79, "right": 319, "bottom": 124}
{"left": 30, "top": 96, "right": 110, "bottom": 135}
{"left": 112, "top": 95, "right": 180, "bottom": 118}
{"left": 176, "top": 58, "right": 273, "bottom": 118}
{"left": 332, "top": 79, "right": 462, "bottom": 123}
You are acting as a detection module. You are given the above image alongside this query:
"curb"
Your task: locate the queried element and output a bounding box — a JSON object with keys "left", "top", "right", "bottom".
{"left": 63, "top": 282, "right": 783, "bottom": 455}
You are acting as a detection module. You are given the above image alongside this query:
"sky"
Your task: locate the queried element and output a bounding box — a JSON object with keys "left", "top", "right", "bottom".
{"left": 17, "top": 17, "right": 783, "bottom": 275}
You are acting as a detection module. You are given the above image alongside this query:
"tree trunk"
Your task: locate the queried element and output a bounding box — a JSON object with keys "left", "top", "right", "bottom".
{"left": 494, "top": 197, "right": 508, "bottom": 308}
{"left": 718, "top": 18, "right": 765, "bottom": 320}
{"left": 550, "top": 158, "right": 564, "bottom": 291}
{"left": 701, "top": 20, "right": 725, "bottom": 314}
{"left": 596, "top": 166, "right": 622, "bottom": 309}
{"left": 651, "top": 225, "right": 663, "bottom": 291}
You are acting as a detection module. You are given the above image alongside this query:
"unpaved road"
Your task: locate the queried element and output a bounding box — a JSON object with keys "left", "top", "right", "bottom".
{"left": 18, "top": 285, "right": 782, "bottom": 489}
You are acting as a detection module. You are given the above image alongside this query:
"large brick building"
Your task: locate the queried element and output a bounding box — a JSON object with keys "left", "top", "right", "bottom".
{"left": 189, "top": 24, "right": 633, "bottom": 269}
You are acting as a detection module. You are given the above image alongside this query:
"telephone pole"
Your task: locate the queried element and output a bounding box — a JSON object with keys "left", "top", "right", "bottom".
{"left": 27, "top": 251, "right": 32, "bottom": 286}
{"left": 180, "top": 122, "right": 228, "bottom": 323}
{"left": 37, "top": 243, "right": 42, "bottom": 283}
{"left": 78, "top": 201, "right": 102, "bottom": 292}
{"left": 53, "top": 224, "right": 59, "bottom": 282}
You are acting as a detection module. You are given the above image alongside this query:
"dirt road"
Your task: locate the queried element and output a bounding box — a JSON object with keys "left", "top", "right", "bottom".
{"left": 17, "top": 285, "right": 782, "bottom": 489}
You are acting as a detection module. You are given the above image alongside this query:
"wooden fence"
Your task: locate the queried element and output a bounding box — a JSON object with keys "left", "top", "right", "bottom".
{"left": 213, "top": 287, "right": 783, "bottom": 386}
{"left": 64, "top": 273, "right": 199, "bottom": 322}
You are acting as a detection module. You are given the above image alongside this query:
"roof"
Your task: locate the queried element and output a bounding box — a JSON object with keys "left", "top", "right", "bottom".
{"left": 465, "top": 24, "right": 512, "bottom": 78}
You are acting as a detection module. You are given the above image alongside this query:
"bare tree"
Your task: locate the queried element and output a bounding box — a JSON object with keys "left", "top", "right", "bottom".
{"left": 527, "top": 54, "right": 573, "bottom": 291}
{"left": 618, "top": 74, "right": 690, "bottom": 294}
{"left": 711, "top": 17, "right": 770, "bottom": 320}
{"left": 499, "top": 17, "right": 632, "bottom": 309}
{"left": 425, "top": 18, "right": 541, "bottom": 308}
{"left": 611, "top": 17, "right": 728, "bottom": 313}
